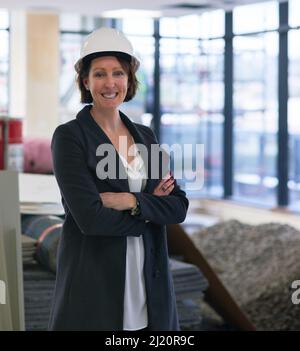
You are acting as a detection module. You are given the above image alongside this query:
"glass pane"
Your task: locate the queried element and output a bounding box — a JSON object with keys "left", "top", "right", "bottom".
{"left": 288, "top": 30, "right": 300, "bottom": 210}
{"left": 60, "top": 14, "right": 82, "bottom": 31}
{"left": 0, "top": 9, "right": 9, "bottom": 29}
{"left": 201, "top": 113, "right": 224, "bottom": 196}
{"left": 178, "top": 15, "right": 201, "bottom": 38}
{"left": 233, "top": 1, "right": 278, "bottom": 34}
{"left": 160, "top": 38, "right": 200, "bottom": 111}
{"left": 233, "top": 32, "right": 278, "bottom": 206}
{"left": 0, "top": 30, "right": 8, "bottom": 113}
{"left": 122, "top": 18, "right": 153, "bottom": 36}
{"left": 121, "top": 35, "right": 154, "bottom": 125}
{"left": 160, "top": 37, "right": 224, "bottom": 196}
{"left": 160, "top": 11, "right": 224, "bottom": 39}
{"left": 289, "top": 0, "right": 300, "bottom": 27}
{"left": 160, "top": 18, "right": 178, "bottom": 37}
{"left": 60, "top": 13, "right": 101, "bottom": 32}
{"left": 59, "top": 33, "right": 84, "bottom": 122}
{"left": 199, "top": 9, "right": 225, "bottom": 39}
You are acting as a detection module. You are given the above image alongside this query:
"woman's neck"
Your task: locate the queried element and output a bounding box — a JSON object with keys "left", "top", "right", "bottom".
{"left": 90, "top": 105, "right": 122, "bottom": 133}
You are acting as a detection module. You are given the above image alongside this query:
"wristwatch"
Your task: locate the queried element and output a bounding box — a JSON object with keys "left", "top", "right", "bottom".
{"left": 130, "top": 196, "right": 141, "bottom": 216}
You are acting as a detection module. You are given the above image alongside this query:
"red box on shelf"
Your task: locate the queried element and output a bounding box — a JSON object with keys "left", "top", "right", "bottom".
{"left": 0, "top": 117, "right": 23, "bottom": 172}
{"left": 0, "top": 119, "right": 5, "bottom": 170}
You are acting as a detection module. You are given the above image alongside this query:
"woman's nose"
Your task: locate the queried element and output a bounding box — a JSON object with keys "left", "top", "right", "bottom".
{"left": 104, "top": 75, "right": 116, "bottom": 88}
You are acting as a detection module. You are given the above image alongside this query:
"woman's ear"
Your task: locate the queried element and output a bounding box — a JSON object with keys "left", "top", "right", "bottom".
{"left": 83, "top": 78, "right": 89, "bottom": 90}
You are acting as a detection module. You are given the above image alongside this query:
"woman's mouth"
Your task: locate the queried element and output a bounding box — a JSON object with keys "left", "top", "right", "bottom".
{"left": 101, "top": 93, "right": 118, "bottom": 99}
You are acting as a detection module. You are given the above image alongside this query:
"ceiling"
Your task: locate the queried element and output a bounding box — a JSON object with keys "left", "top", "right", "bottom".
{"left": 0, "top": 0, "right": 286, "bottom": 17}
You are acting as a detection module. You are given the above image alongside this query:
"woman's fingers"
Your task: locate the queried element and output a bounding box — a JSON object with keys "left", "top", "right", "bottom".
{"left": 164, "top": 184, "right": 174, "bottom": 195}
{"left": 153, "top": 172, "right": 175, "bottom": 196}
{"left": 161, "top": 177, "right": 174, "bottom": 191}
{"left": 159, "top": 175, "right": 174, "bottom": 191}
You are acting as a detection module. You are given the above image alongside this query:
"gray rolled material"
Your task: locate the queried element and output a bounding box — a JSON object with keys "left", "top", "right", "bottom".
{"left": 22, "top": 234, "right": 37, "bottom": 264}
{"left": 22, "top": 215, "right": 63, "bottom": 273}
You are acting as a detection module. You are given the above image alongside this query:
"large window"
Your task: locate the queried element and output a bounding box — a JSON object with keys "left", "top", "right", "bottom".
{"left": 232, "top": 2, "right": 279, "bottom": 206}
{"left": 0, "top": 9, "right": 9, "bottom": 114}
{"left": 160, "top": 11, "right": 224, "bottom": 196}
{"left": 56, "top": 3, "right": 300, "bottom": 211}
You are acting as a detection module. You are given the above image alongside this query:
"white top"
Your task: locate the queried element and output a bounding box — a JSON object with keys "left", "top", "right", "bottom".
{"left": 119, "top": 146, "right": 148, "bottom": 331}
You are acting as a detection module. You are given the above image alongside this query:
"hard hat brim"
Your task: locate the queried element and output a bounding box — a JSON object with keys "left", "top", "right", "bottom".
{"left": 75, "top": 51, "right": 140, "bottom": 73}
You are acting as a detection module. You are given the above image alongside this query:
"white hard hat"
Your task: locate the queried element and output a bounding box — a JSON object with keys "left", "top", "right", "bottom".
{"left": 75, "top": 27, "right": 140, "bottom": 72}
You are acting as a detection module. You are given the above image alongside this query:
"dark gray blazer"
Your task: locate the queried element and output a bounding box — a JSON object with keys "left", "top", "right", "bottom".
{"left": 48, "top": 105, "right": 189, "bottom": 331}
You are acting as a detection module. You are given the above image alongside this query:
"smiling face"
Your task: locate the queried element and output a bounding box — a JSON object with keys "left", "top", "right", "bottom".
{"left": 84, "top": 56, "right": 128, "bottom": 111}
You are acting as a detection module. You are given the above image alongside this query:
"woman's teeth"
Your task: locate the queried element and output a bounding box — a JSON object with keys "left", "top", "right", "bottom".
{"left": 102, "top": 93, "right": 117, "bottom": 99}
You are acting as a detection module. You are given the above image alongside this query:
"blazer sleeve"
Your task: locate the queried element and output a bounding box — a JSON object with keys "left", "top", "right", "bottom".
{"left": 132, "top": 126, "right": 189, "bottom": 225}
{"left": 51, "top": 123, "right": 147, "bottom": 237}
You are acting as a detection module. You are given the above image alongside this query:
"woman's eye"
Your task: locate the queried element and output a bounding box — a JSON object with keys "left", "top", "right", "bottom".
{"left": 95, "top": 72, "right": 105, "bottom": 77}
{"left": 114, "top": 71, "right": 125, "bottom": 76}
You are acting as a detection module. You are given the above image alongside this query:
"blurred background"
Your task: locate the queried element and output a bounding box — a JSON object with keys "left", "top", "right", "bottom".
{"left": 1, "top": 0, "right": 300, "bottom": 332}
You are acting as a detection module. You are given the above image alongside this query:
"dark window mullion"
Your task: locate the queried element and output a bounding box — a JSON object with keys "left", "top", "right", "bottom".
{"left": 223, "top": 12, "right": 233, "bottom": 198}
{"left": 153, "top": 19, "right": 161, "bottom": 142}
{"left": 277, "top": 1, "right": 289, "bottom": 206}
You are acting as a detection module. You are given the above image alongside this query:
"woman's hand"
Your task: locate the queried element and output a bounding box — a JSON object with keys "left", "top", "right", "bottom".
{"left": 100, "top": 172, "right": 175, "bottom": 211}
{"left": 99, "top": 192, "right": 136, "bottom": 211}
{"left": 153, "top": 172, "right": 175, "bottom": 196}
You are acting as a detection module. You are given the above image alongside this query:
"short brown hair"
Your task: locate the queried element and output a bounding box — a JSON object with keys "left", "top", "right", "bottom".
{"left": 76, "top": 56, "right": 139, "bottom": 104}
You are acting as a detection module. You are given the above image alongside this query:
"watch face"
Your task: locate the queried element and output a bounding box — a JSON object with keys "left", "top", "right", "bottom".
{"left": 136, "top": 201, "right": 141, "bottom": 214}
{"left": 131, "top": 198, "right": 140, "bottom": 216}
{"left": 133, "top": 205, "right": 140, "bottom": 216}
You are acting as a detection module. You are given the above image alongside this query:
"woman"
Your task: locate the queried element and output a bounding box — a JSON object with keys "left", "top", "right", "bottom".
{"left": 49, "top": 27, "right": 189, "bottom": 331}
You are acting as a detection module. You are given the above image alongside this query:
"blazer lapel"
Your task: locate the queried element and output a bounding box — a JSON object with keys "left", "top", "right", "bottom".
{"left": 76, "top": 105, "right": 155, "bottom": 193}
